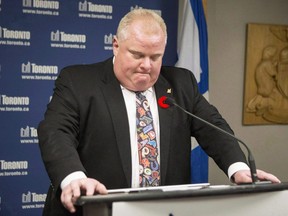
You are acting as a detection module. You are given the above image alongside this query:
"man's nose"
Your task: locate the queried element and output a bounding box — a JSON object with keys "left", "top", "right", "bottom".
{"left": 140, "top": 57, "right": 152, "bottom": 70}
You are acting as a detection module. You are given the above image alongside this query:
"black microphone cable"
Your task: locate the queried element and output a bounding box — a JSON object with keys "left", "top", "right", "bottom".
{"left": 162, "top": 96, "right": 259, "bottom": 183}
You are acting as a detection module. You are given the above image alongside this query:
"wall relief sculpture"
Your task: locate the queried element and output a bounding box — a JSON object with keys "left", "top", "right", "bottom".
{"left": 243, "top": 23, "right": 288, "bottom": 125}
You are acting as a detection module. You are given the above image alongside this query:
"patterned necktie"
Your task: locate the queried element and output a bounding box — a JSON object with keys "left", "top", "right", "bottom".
{"left": 136, "top": 91, "right": 160, "bottom": 187}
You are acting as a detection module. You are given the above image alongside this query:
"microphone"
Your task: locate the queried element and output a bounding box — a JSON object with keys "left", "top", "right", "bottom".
{"left": 158, "top": 96, "right": 259, "bottom": 183}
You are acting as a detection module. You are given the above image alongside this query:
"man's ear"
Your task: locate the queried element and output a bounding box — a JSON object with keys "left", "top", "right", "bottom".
{"left": 112, "top": 36, "right": 119, "bottom": 56}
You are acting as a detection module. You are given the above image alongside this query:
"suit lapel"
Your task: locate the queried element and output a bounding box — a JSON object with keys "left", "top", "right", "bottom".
{"left": 154, "top": 75, "right": 174, "bottom": 185}
{"left": 100, "top": 60, "right": 132, "bottom": 186}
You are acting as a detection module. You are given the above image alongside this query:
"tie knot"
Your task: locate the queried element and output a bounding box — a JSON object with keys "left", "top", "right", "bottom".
{"left": 135, "top": 91, "right": 143, "bottom": 95}
{"left": 135, "top": 91, "right": 145, "bottom": 100}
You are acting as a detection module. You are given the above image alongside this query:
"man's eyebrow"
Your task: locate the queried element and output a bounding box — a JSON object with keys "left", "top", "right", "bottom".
{"left": 129, "top": 49, "right": 163, "bottom": 57}
{"left": 128, "top": 49, "right": 142, "bottom": 55}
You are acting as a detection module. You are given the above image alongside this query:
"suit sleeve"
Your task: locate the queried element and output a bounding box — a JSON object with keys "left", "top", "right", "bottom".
{"left": 162, "top": 67, "right": 248, "bottom": 176}
{"left": 38, "top": 67, "right": 86, "bottom": 191}
{"left": 186, "top": 71, "right": 248, "bottom": 175}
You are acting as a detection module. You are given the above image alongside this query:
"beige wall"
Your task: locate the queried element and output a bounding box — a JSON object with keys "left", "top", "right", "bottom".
{"left": 206, "top": 0, "right": 288, "bottom": 184}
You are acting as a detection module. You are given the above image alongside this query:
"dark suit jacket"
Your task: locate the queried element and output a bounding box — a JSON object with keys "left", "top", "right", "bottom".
{"left": 38, "top": 57, "right": 247, "bottom": 215}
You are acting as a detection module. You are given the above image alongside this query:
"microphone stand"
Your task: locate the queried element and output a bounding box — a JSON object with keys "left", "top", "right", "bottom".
{"left": 166, "top": 97, "right": 259, "bottom": 183}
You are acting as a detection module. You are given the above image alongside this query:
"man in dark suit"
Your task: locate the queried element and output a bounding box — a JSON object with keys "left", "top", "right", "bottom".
{"left": 38, "top": 8, "right": 280, "bottom": 215}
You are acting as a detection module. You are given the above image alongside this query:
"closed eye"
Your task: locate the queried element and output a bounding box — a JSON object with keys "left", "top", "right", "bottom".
{"left": 129, "top": 50, "right": 162, "bottom": 61}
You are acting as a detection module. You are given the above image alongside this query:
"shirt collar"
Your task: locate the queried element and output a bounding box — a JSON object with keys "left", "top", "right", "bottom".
{"left": 121, "top": 85, "right": 153, "bottom": 94}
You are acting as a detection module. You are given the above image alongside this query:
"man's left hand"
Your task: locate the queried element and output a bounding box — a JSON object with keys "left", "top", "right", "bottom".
{"left": 233, "top": 169, "right": 281, "bottom": 184}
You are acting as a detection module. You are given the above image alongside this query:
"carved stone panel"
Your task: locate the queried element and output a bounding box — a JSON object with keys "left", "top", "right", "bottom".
{"left": 243, "top": 23, "right": 288, "bottom": 125}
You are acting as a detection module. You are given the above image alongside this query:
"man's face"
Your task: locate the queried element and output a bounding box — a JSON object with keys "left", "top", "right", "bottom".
{"left": 113, "top": 19, "right": 166, "bottom": 92}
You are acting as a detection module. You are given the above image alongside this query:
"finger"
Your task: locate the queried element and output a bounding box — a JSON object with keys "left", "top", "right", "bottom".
{"left": 233, "top": 170, "right": 252, "bottom": 184}
{"left": 95, "top": 181, "right": 108, "bottom": 195}
{"left": 70, "top": 180, "right": 82, "bottom": 198}
{"left": 235, "top": 176, "right": 252, "bottom": 184}
{"left": 61, "top": 186, "right": 76, "bottom": 213}
{"left": 256, "top": 170, "right": 281, "bottom": 183}
{"left": 84, "top": 179, "right": 107, "bottom": 196}
{"left": 69, "top": 180, "right": 84, "bottom": 208}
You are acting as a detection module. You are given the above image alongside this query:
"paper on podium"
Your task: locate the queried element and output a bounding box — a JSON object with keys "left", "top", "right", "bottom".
{"left": 107, "top": 183, "right": 210, "bottom": 194}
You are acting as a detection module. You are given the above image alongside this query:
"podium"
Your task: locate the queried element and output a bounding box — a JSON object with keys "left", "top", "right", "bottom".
{"left": 76, "top": 182, "right": 288, "bottom": 216}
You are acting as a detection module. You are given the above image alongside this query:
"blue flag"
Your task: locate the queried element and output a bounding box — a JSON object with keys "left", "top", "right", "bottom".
{"left": 176, "top": 0, "right": 209, "bottom": 183}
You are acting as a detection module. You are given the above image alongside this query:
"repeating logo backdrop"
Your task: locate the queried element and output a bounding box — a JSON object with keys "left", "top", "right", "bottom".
{"left": 0, "top": 0, "right": 178, "bottom": 215}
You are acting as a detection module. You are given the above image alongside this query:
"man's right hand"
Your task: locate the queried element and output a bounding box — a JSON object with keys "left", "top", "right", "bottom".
{"left": 61, "top": 178, "right": 108, "bottom": 213}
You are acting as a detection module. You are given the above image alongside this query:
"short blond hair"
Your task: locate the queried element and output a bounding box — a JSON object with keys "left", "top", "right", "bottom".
{"left": 116, "top": 8, "right": 167, "bottom": 43}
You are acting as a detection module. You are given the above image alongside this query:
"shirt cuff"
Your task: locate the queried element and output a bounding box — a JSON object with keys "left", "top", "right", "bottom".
{"left": 60, "top": 171, "right": 87, "bottom": 189}
{"left": 228, "top": 162, "right": 250, "bottom": 181}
